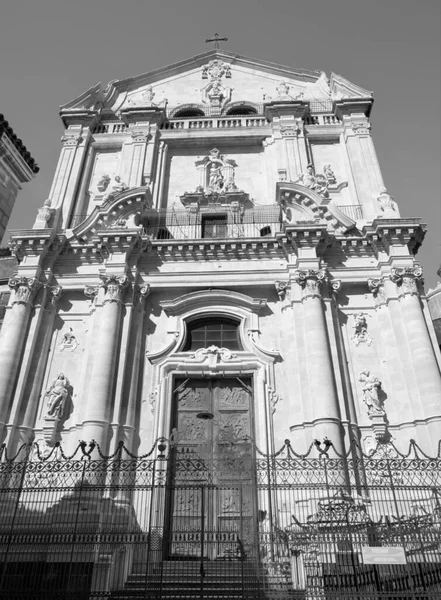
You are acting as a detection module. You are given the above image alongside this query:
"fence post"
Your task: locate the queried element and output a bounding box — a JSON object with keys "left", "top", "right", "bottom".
{"left": 0, "top": 443, "right": 30, "bottom": 593}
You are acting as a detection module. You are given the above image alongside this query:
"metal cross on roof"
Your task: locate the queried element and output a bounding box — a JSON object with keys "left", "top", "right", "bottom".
{"left": 205, "top": 33, "right": 228, "bottom": 49}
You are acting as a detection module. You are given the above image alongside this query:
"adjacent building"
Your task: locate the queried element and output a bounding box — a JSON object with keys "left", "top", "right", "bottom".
{"left": 0, "top": 115, "right": 39, "bottom": 243}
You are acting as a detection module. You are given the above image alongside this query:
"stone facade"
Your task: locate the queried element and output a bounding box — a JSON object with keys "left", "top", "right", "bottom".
{"left": 0, "top": 116, "right": 39, "bottom": 243}
{"left": 0, "top": 49, "right": 440, "bottom": 458}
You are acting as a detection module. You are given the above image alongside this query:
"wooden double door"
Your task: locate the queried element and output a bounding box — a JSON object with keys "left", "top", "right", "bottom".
{"left": 167, "top": 377, "right": 256, "bottom": 559}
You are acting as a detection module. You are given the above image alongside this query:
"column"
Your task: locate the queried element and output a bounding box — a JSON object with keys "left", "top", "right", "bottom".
{"left": 82, "top": 274, "right": 128, "bottom": 452}
{"left": 0, "top": 276, "right": 41, "bottom": 442}
{"left": 390, "top": 267, "right": 441, "bottom": 422}
{"left": 9, "top": 286, "right": 63, "bottom": 450}
{"left": 293, "top": 269, "right": 345, "bottom": 452}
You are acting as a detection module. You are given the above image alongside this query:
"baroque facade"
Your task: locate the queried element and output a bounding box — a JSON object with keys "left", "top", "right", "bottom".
{"left": 1, "top": 50, "right": 441, "bottom": 599}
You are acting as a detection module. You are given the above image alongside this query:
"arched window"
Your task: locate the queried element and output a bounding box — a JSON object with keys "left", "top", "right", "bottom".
{"left": 173, "top": 108, "right": 205, "bottom": 118}
{"left": 225, "top": 104, "right": 258, "bottom": 116}
{"left": 183, "top": 317, "right": 242, "bottom": 351}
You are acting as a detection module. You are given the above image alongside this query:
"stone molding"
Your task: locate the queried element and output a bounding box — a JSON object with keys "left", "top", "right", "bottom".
{"left": 390, "top": 266, "right": 423, "bottom": 297}
{"left": 8, "top": 276, "right": 41, "bottom": 307}
{"left": 160, "top": 289, "right": 267, "bottom": 316}
{"left": 99, "top": 274, "right": 129, "bottom": 305}
{"left": 60, "top": 132, "right": 83, "bottom": 147}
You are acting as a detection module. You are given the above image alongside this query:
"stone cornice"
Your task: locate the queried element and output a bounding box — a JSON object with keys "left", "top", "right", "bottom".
{"left": 278, "top": 223, "right": 330, "bottom": 257}
{"left": 119, "top": 106, "right": 166, "bottom": 127}
{"left": 333, "top": 98, "right": 373, "bottom": 119}
{"left": 60, "top": 109, "right": 100, "bottom": 128}
{"left": 363, "top": 218, "right": 426, "bottom": 256}
{"left": 9, "top": 229, "right": 59, "bottom": 260}
{"left": 264, "top": 101, "right": 308, "bottom": 121}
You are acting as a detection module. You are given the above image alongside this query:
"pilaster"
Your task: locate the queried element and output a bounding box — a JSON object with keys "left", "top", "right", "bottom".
{"left": 335, "top": 98, "right": 384, "bottom": 219}
{"left": 48, "top": 116, "right": 97, "bottom": 230}
{"left": 265, "top": 101, "right": 308, "bottom": 184}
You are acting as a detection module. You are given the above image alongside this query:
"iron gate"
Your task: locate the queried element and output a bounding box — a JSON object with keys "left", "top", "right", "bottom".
{"left": 0, "top": 439, "right": 441, "bottom": 599}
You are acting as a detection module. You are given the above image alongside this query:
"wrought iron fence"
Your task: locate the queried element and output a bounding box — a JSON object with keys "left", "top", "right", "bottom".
{"left": 1, "top": 439, "right": 441, "bottom": 599}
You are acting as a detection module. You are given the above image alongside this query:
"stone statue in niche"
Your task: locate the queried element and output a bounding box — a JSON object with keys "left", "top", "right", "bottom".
{"left": 376, "top": 186, "right": 398, "bottom": 216}
{"left": 45, "top": 372, "right": 70, "bottom": 420}
{"left": 294, "top": 164, "right": 329, "bottom": 197}
{"left": 203, "top": 148, "right": 239, "bottom": 194}
{"left": 351, "top": 313, "right": 372, "bottom": 346}
{"left": 359, "top": 370, "right": 384, "bottom": 416}
{"left": 59, "top": 327, "right": 79, "bottom": 352}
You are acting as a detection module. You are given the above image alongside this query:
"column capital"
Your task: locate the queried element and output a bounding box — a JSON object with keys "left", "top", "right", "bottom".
{"left": 293, "top": 269, "right": 328, "bottom": 300}
{"left": 390, "top": 266, "right": 423, "bottom": 297}
{"left": 99, "top": 274, "right": 129, "bottom": 305}
{"left": 8, "top": 276, "right": 41, "bottom": 307}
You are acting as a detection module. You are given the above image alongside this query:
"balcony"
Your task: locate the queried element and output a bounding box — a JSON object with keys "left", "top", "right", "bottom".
{"left": 139, "top": 205, "right": 282, "bottom": 240}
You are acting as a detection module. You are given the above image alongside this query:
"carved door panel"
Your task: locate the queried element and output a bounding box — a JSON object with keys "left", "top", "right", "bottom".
{"left": 168, "top": 378, "right": 255, "bottom": 559}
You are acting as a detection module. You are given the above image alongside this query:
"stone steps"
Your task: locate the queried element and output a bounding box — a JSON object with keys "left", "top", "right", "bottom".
{"left": 110, "top": 560, "right": 265, "bottom": 599}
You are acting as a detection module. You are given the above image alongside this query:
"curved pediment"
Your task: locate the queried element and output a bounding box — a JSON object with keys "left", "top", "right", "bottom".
{"left": 276, "top": 182, "right": 356, "bottom": 234}
{"left": 70, "top": 186, "right": 151, "bottom": 240}
{"left": 161, "top": 289, "right": 267, "bottom": 316}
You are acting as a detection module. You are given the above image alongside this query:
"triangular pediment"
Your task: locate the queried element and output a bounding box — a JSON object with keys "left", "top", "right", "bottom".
{"left": 60, "top": 50, "right": 371, "bottom": 114}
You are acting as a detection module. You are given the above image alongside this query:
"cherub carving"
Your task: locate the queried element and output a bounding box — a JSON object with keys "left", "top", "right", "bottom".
{"left": 59, "top": 327, "right": 79, "bottom": 351}
{"left": 351, "top": 313, "right": 372, "bottom": 346}
{"left": 323, "top": 164, "right": 336, "bottom": 184}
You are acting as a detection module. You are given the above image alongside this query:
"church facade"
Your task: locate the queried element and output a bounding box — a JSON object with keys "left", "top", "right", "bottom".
{"left": 1, "top": 50, "right": 441, "bottom": 599}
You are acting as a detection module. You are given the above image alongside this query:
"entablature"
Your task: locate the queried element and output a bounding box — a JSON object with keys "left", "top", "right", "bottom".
{"left": 363, "top": 218, "right": 426, "bottom": 256}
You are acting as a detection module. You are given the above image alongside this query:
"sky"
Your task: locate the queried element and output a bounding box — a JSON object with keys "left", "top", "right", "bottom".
{"left": 1, "top": 0, "right": 440, "bottom": 288}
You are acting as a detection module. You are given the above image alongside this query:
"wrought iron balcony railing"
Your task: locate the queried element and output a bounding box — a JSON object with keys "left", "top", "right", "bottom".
{"left": 69, "top": 204, "right": 363, "bottom": 236}
{"left": 140, "top": 205, "right": 283, "bottom": 240}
